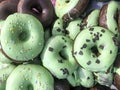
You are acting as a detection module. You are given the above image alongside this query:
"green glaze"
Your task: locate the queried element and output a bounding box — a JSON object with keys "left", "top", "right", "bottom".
{"left": 85, "top": 9, "right": 100, "bottom": 28}
{"left": 0, "top": 63, "right": 16, "bottom": 90}
{"left": 0, "top": 51, "right": 12, "bottom": 64}
{"left": 52, "top": 19, "right": 65, "bottom": 36}
{"left": 67, "top": 67, "right": 94, "bottom": 88}
{"left": 66, "top": 18, "right": 82, "bottom": 40}
{"left": 55, "top": 0, "right": 79, "bottom": 19}
{"left": 94, "top": 66, "right": 113, "bottom": 87}
{"left": 6, "top": 64, "right": 54, "bottom": 90}
{"left": 107, "top": 1, "right": 120, "bottom": 37}
{"left": 74, "top": 26, "right": 118, "bottom": 72}
{"left": 41, "top": 35, "right": 78, "bottom": 79}
{"left": 1, "top": 13, "right": 44, "bottom": 61}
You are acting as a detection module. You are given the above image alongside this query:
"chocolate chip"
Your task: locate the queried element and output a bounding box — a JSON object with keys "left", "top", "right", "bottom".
{"left": 58, "top": 59, "right": 63, "bottom": 63}
{"left": 101, "top": 29, "right": 105, "bottom": 33}
{"left": 99, "top": 45, "right": 104, "bottom": 50}
{"left": 82, "top": 44, "right": 87, "bottom": 48}
{"left": 87, "top": 61, "right": 91, "bottom": 65}
{"left": 86, "top": 39, "right": 90, "bottom": 42}
{"left": 115, "top": 27, "right": 118, "bottom": 31}
{"left": 100, "top": 34, "right": 102, "bottom": 37}
{"left": 56, "top": 28, "right": 61, "bottom": 32}
{"left": 112, "top": 37, "right": 119, "bottom": 46}
{"left": 60, "top": 68, "right": 69, "bottom": 75}
{"left": 89, "top": 27, "right": 94, "bottom": 31}
{"left": 87, "top": 77, "right": 90, "bottom": 80}
{"left": 48, "top": 47, "right": 54, "bottom": 52}
{"left": 63, "top": 45, "right": 67, "bottom": 48}
{"left": 96, "top": 59, "right": 100, "bottom": 64}
{"left": 79, "top": 51, "right": 83, "bottom": 55}
{"left": 110, "top": 50, "right": 112, "bottom": 54}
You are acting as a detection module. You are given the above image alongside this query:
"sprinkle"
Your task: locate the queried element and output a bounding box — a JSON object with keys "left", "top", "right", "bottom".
{"left": 48, "top": 47, "right": 54, "bottom": 52}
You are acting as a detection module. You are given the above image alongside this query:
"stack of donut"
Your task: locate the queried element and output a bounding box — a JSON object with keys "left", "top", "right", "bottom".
{"left": 0, "top": 0, "right": 119, "bottom": 90}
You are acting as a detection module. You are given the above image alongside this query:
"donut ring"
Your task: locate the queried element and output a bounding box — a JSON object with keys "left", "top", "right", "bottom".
{"left": 6, "top": 64, "right": 54, "bottom": 90}
{"left": 99, "top": 1, "right": 120, "bottom": 38}
{"left": 66, "top": 18, "right": 82, "bottom": 40}
{"left": 80, "top": 9, "right": 100, "bottom": 30}
{"left": 18, "top": 0, "right": 56, "bottom": 27}
{"left": 73, "top": 26, "right": 118, "bottom": 72}
{"left": 0, "top": 13, "right": 44, "bottom": 62}
{"left": 55, "top": 0, "right": 89, "bottom": 22}
{"left": 67, "top": 67, "right": 94, "bottom": 87}
{"left": 0, "top": 0, "right": 19, "bottom": 20}
{"left": 41, "top": 35, "right": 78, "bottom": 79}
{"left": 0, "top": 63, "right": 16, "bottom": 90}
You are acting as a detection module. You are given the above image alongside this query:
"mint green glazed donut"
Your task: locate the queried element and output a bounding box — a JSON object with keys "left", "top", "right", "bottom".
{"left": 55, "top": 0, "right": 79, "bottom": 19}
{"left": 73, "top": 26, "right": 118, "bottom": 72}
{"left": 0, "top": 63, "right": 16, "bottom": 90}
{"left": 41, "top": 35, "right": 78, "bottom": 79}
{"left": 67, "top": 67, "right": 94, "bottom": 87}
{"left": 1, "top": 13, "right": 44, "bottom": 62}
{"left": 52, "top": 19, "right": 66, "bottom": 36}
{"left": 81, "top": 9, "right": 100, "bottom": 29}
{"left": 66, "top": 18, "right": 82, "bottom": 40}
{"left": 6, "top": 64, "right": 54, "bottom": 90}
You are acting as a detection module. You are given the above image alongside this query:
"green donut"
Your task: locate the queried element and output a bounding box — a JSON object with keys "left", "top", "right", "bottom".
{"left": 6, "top": 64, "right": 54, "bottom": 90}
{"left": 99, "top": 1, "right": 120, "bottom": 40}
{"left": 80, "top": 9, "right": 100, "bottom": 29}
{"left": 94, "top": 66, "right": 113, "bottom": 87}
{"left": 41, "top": 35, "right": 78, "bottom": 79}
{"left": 55, "top": 0, "right": 79, "bottom": 19}
{"left": 0, "top": 63, "right": 16, "bottom": 90}
{"left": 52, "top": 19, "right": 66, "bottom": 36}
{"left": 73, "top": 26, "right": 118, "bottom": 72}
{"left": 67, "top": 66, "right": 94, "bottom": 87}
{"left": 66, "top": 18, "right": 82, "bottom": 40}
{"left": 1, "top": 13, "right": 44, "bottom": 62}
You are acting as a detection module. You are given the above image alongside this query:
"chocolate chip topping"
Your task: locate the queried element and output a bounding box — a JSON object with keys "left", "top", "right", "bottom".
{"left": 96, "top": 59, "right": 100, "bottom": 64}
{"left": 99, "top": 45, "right": 104, "bottom": 50}
{"left": 87, "top": 61, "right": 91, "bottom": 65}
{"left": 58, "top": 59, "right": 63, "bottom": 63}
{"left": 48, "top": 47, "right": 54, "bottom": 52}
{"left": 79, "top": 51, "right": 83, "bottom": 55}
{"left": 60, "top": 68, "right": 69, "bottom": 75}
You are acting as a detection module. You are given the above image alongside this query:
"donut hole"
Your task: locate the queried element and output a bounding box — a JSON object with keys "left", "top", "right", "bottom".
{"left": 27, "top": 84, "right": 33, "bottom": 90}
{"left": 65, "top": 0, "right": 70, "bottom": 3}
{"left": 18, "top": 31, "right": 29, "bottom": 41}
{"left": 31, "top": 6, "right": 42, "bottom": 14}
{"left": 91, "top": 46, "right": 101, "bottom": 57}
{"left": 59, "top": 50, "right": 67, "bottom": 60}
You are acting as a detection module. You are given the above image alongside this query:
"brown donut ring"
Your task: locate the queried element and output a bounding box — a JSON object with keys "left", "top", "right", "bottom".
{"left": 0, "top": 0, "right": 19, "bottom": 20}
{"left": 18, "top": 0, "right": 56, "bottom": 27}
{"left": 62, "top": 0, "right": 89, "bottom": 22}
{"left": 98, "top": 2, "right": 120, "bottom": 32}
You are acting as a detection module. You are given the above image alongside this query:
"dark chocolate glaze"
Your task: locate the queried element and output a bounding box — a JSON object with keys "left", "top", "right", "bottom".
{"left": 18, "top": 0, "right": 56, "bottom": 28}
{"left": 0, "top": 0, "right": 19, "bottom": 20}
{"left": 62, "top": 0, "right": 89, "bottom": 22}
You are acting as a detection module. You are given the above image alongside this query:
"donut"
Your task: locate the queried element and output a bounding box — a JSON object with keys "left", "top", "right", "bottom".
{"left": 52, "top": 19, "right": 66, "bottom": 36}
{"left": 98, "top": 1, "right": 120, "bottom": 39}
{"left": 80, "top": 9, "right": 100, "bottom": 30}
{"left": 67, "top": 67, "right": 94, "bottom": 88}
{"left": 66, "top": 18, "right": 82, "bottom": 40}
{"left": 73, "top": 26, "right": 118, "bottom": 72}
{"left": 0, "top": 13, "right": 44, "bottom": 62}
{"left": 0, "top": 63, "right": 16, "bottom": 90}
{"left": 6, "top": 64, "right": 54, "bottom": 90}
{"left": 0, "top": 0, "right": 19, "bottom": 20}
{"left": 41, "top": 35, "right": 78, "bottom": 79}
{"left": 55, "top": 0, "right": 89, "bottom": 22}
{"left": 94, "top": 66, "right": 113, "bottom": 87}
{"left": 17, "top": 0, "right": 56, "bottom": 27}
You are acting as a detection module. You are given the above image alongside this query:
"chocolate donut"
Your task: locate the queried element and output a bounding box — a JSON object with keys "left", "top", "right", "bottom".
{"left": 0, "top": 0, "right": 19, "bottom": 20}
{"left": 18, "top": 0, "right": 56, "bottom": 27}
